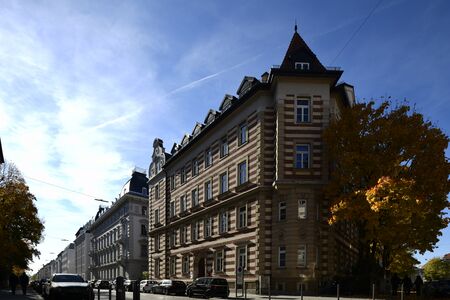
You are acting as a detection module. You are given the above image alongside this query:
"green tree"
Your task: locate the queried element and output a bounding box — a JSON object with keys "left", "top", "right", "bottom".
{"left": 324, "top": 101, "right": 450, "bottom": 276}
{"left": 141, "top": 271, "right": 149, "bottom": 279}
{"left": 0, "top": 162, "right": 44, "bottom": 277}
{"left": 423, "top": 258, "right": 450, "bottom": 280}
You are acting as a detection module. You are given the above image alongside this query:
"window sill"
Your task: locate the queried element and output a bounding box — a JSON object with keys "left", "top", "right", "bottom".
{"left": 218, "top": 190, "right": 234, "bottom": 200}
{"left": 204, "top": 198, "right": 217, "bottom": 207}
{"left": 234, "top": 181, "right": 255, "bottom": 193}
{"left": 219, "top": 153, "right": 229, "bottom": 160}
{"left": 237, "top": 141, "right": 248, "bottom": 148}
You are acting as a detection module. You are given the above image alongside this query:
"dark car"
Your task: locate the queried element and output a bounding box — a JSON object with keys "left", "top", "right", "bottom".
{"left": 186, "top": 277, "right": 229, "bottom": 298}
{"left": 152, "top": 279, "right": 187, "bottom": 295}
{"left": 43, "top": 273, "right": 93, "bottom": 300}
{"left": 94, "top": 280, "right": 110, "bottom": 289}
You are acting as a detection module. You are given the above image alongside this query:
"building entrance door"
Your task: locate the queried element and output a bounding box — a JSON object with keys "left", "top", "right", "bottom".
{"left": 197, "top": 258, "right": 205, "bottom": 277}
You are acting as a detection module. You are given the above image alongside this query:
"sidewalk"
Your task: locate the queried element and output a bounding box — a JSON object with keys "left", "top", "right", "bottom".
{"left": 0, "top": 288, "right": 43, "bottom": 300}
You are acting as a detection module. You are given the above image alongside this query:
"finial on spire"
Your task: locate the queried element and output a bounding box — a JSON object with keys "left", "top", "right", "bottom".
{"left": 294, "top": 19, "right": 298, "bottom": 33}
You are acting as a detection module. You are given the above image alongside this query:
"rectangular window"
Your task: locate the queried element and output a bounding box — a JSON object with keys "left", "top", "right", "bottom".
{"left": 298, "top": 199, "right": 307, "bottom": 219}
{"left": 155, "top": 184, "right": 160, "bottom": 199}
{"left": 155, "top": 235, "right": 160, "bottom": 251}
{"left": 238, "top": 161, "right": 248, "bottom": 185}
{"left": 142, "top": 206, "right": 147, "bottom": 216}
{"left": 215, "top": 250, "right": 224, "bottom": 272}
{"left": 279, "top": 246, "right": 286, "bottom": 267}
{"left": 297, "top": 245, "right": 306, "bottom": 267}
{"left": 191, "top": 222, "right": 199, "bottom": 241}
{"left": 192, "top": 159, "right": 199, "bottom": 176}
{"left": 170, "top": 256, "right": 176, "bottom": 275}
{"left": 204, "top": 216, "right": 212, "bottom": 238}
{"left": 180, "top": 195, "right": 187, "bottom": 212}
{"left": 295, "top": 62, "right": 310, "bottom": 70}
{"left": 180, "top": 167, "right": 186, "bottom": 184}
{"left": 141, "top": 244, "right": 147, "bottom": 257}
{"left": 155, "top": 259, "right": 160, "bottom": 277}
{"left": 220, "top": 172, "right": 228, "bottom": 194}
{"left": 154, "top": 209, "right": 160, "bottom": 224}
{"left": 220, "top": 137, "right": 229, "bottom": 158}
{"left": 204, "top": 180, "right": 213, "bottom": 201}
{"left": 238, "top": 206, "right": 247, "bottom": 228}
{"left": 170, "top": 175, "right": 176, "bottom": 190}
{"left": 279, "top": 202, "right": 286, "bottom": 221}
{"left": 169, "top": 230, "right": 175, "bottom": 247}
{"left": 141, "top": 224, "right": 147, "bottom": 236}
{"left": 170, "top": 201, "right": 175, "bottom": 217}
{"left": 219, "top": 211, "right": 228, "bottom": 234}
{"left": 191, "top": 188, "right": 199, "bottom": 207}
{"left": 237, "top": 246, "right": 247, "bottom": 270}
{"left": 205, "top": 148, "right": 213, "bottom": 168}
{"left": 182, "top": 255, "right": 189, "bottom": 275}
{"left": 296, "top": 99, "right": 310, "bottom": 123}
{"left": 295, "top": 144, "right": 310, "bottom": 169}
{"left": 180, "top": 226, "right": 188, "bottom": 244}
{"left": 238, "top": 123, "right": 248, "bottom": 146}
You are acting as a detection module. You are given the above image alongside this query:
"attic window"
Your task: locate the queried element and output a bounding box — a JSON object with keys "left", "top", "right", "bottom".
{"left": 295, "top": 62, "right": 310, "bottom": 70}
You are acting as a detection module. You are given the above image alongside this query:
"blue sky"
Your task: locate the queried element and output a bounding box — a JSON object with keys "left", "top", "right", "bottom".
{"left": 0, "top": 0, "right": 448, "bottom": 275}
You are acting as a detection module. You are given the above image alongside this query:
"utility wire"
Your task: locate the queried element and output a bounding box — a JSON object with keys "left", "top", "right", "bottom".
{"left": 331, "top": 0, "right": 384, "bottom": 64}
{"left": 23, "top": 175, "right": 108, "bottom": 202}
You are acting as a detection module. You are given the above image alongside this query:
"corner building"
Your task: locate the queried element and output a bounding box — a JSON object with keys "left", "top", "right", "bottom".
{"left": 148, "top": 30, "right": 358, "bottom": 295}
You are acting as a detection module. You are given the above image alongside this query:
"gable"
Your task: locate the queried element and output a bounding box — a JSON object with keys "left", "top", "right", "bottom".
{"left": 204, "top": 109, "right": 220, "bottom": 125}
{"left": 280, "top": 32, "right": 326, "bottom": 72}
{"left": 192, "top": 122, "right": 204, "bottom": 136}
{"left": 236, "top": 76, "right": 260, "bottom": 98}
{"left": 181, "top": 134, "right": 191, "bottom": 146}
{"left": 219, "top": 94, "right": 237, "bottom": 111}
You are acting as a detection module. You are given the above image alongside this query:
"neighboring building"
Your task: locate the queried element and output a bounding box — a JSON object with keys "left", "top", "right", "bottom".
{"left": 147, "top": 28, "right": 357, "bottom": 294}
{"left": 89, "top": 168, "right": 149, "bottom": 280}
{"left": 61, "top": 243, "right": 76, "bottom": 274}
{"left": 75, "top": 220, "right": 93, "bottom": 280}
{"left": 37, "top": 261, "right": 52, "bottom": 280}
{"left": 443, "top": 253, "right": 450, "bottom": 261}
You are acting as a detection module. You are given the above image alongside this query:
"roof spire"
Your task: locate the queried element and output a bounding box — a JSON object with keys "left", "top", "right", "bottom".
{"left": 294, "top": 19, "right": 298, "bottom": 33}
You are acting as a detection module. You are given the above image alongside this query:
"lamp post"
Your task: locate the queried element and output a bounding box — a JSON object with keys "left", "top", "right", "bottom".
{"left": 0, "top": 137, "right": 4, "bottom": 164}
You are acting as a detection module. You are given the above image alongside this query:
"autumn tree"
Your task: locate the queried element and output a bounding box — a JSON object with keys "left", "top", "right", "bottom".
{"left": 0, "top": 162, "right": 44, "bottom": 284}
{"left": 324, "top": 101, "right": 450, "bottom": 276}
{"left": 423, "top": 258, "right": 450, "bottom": 280}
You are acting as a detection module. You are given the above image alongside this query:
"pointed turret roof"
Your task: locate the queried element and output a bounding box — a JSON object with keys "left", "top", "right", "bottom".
{"left": 280, "top": 30, "right": 326, "bottom": 72}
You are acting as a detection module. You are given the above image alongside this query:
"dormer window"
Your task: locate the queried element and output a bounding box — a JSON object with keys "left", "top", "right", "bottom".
{"left": 295, "top": 62, "right": 310, "bottom": 70}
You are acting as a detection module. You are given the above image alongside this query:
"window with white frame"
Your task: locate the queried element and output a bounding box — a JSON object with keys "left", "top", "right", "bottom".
{"left": 295, "top": 62, "right": 310, "bottom": 71}
{"left": 298, "top": 199, "right": 307, "bottom": 219}
{"left": 296, "top": 99, "right": 310, "bottom": 123}
{"left": 215, "top": 249, "right": 224, "bottom": 272}
{"left": 237, "top": 246, "right": 247, "bottom": 270}
{"left": 182, "top": 255, "right": 189, "bottom": 275}
{"left": 279, "top": 201, "right": 286, "bottom": 221}
{"left": 170, "top": 256, "right": 176, "bottom": 275}
{"left": 297, "top": 245, "right": 306, "bottom": 267}
{"left": 238, "top": 123, "right": 248, "bottom": 146}
{"left": 238, "top": 206, "right": 247, "bottom": 228}
{"left": 238, "top": 161, "right": 247, "bottom": 185}
{"left": 204, "top": 216, "right": 212, "bottom": 238}
{"left": 205, "top": 148, "right": 213, "bottom": 168}
{"left": 191, "top": 221, "right": 200, "bottom": 241}
{"left": 295, "top": 144, "right": 310, "bottom": 169}
{"left": 170, "top": 201, "right": 176, "bottom": 217}
{"left": 219, "top": 211, "right": 228, "bottom": 234}
{"left": 279, "top": 246, "right": 286, "bottom": 267}
{"left": 191, "top": 188, "right": 199, "bottom": 207}
{"left": 220, "top": 172, "right": 228, "bottom": 194}
{"left": 181, "top": 167, "right": 186, "bottom": 184}
{"left": 204, "top": 180, "right": 213, "bottom": 201}
{"left": 180, "top": 195, "right": 187, "bottom": 213}
{"left": 192, "top": 159, "right": 199, "bottom": 176}
{"left": 220, "top": 137, "right": 229, "bottom": 158}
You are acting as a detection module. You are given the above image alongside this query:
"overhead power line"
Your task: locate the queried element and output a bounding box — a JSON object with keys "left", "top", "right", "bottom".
{"left": 331, "top": 0, "right": 384, "bottom": 64}
{"left": 23, "top": 175, "right": 107, "bottom": 202}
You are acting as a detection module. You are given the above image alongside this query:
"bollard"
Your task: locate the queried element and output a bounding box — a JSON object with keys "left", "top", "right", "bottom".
{"left": 116, "top": 276, "right": 125, "bottom": 300}
{"left": 132, "top": 280, "right": 140, "bottom": 300}
{"left": 400, "top": 283, "right": 404, "bottom": 300}
{"left": 109, "top": 285, "right": 112, "bottom": 300}
{"left": 97, "top": 286, "right": 100, "bottom": 300}
{"left": 244, "top": 282, "right": 247, "bottom": 300}
{"left": 337, "top": 283, "right": 340, "bottom": 300}
{"left": 268, "top": 275, "right": 271, "bottom": 300}
{"left": 300, "top": 283, "right": 303, "bottom": 300}
{"left": 372, "top": 283, "right": 375, "bottom": 300}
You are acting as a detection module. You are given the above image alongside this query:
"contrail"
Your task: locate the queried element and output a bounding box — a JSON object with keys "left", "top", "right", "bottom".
{"left": 86, "top": 108, "right": 143, "bottom": 132}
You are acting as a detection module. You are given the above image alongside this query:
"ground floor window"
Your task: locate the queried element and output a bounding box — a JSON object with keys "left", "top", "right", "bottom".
{"left": 182, "top": 255, "right": 190, "bottom": 275}
{"left": 237, "top": 246, "right": 247, "bottom": 270}
{"left": 215, "top": 249, "right": 224, "bottom": 272}
{"left": 170, "top": 256, "right": 176, "bottom": 275}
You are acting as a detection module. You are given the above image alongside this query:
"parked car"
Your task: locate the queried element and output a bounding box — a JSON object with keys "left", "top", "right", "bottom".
{"left": 152, "top": 279, "right": 187, "bottom": 295}
{"left": 140, "top": 280, "right": 158, "bottom": 293}
{"left": 43, "top": 273, "right": 93, "bottom": 300}
{"left": 124, "top": 279, "right": 136, "bottom": 291}
{"left": 94, "top": 280, "right": 110, "bottom": 289}
{"left": 186, "top": 277, "right": 229, "bottom": 298}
